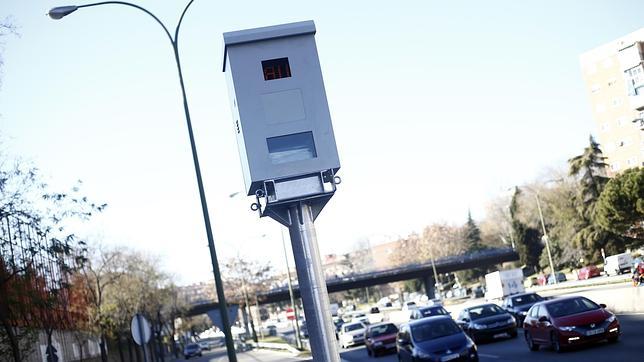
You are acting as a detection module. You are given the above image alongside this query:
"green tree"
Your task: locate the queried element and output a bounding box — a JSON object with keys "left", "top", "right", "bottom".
{"left": 463, "top": 211, "right": 484, "bottom": 252}
{"left": 595, "top": 167, "right": 644, "bottom": 240}
{"left": 457, "top": 212, "right": 489, "bottom": 283}
{"left": 568, "top": 136, "right": 631, "bottom": 261}
{"left": 509, "top": 187, "right": 543, "bottom": 273}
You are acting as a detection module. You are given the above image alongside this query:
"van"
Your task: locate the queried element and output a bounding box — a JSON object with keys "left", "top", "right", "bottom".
{"left": 604, "top": 252, "right": 633, "bottom": 276}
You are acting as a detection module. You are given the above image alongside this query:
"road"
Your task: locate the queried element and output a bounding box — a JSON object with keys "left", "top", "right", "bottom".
{"left": 173, "top": 347, "right": 306, "bottom": 362}
{"left": 339, "top": 313, "right": 644, "bottom": 362}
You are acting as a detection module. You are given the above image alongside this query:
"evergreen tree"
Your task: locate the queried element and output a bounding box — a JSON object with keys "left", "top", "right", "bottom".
{"left": 568, "top": 136, "right": 630, "bottom": 261}
{"left": 463, "top": 210, "right": 484, "bottom": 251}
{"left": 509, "top": 187, "right": 543, "bottom": 273}
{"left": 457, "top": 211, "right": 488, "bottom": 282}
{"left": 595, "top": 167, "right": 644, "bottom": 240}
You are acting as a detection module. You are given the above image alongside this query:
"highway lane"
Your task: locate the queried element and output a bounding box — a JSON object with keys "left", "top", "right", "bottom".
{"left": 339, "top": 313, "right": 644, "bottom": 362}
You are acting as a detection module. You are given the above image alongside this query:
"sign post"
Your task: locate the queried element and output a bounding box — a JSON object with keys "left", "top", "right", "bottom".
{"left": 223, "top": 21, "right": 342, "bottom": 361}
{"left": 131, "top": 314, "right": 151, "bottom": 362}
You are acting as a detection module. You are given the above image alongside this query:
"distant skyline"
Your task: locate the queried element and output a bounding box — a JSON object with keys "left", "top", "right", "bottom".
{"left": 1, "top": 1, "right": 643, "bottom": 284}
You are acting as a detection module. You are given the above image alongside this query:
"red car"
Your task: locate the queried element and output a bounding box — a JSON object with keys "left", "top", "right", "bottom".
{"left": 523, "top": 296, "right": 620, "bottom": 352}
{"left": 578, "top": 265, "right": 601, "bottom": 280}
{"left": 364, "top": 322, "right": 398, "bottom": 357}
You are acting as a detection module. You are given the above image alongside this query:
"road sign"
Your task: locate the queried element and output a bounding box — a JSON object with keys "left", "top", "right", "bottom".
{"left": 131, "top": 314, "right": 151, "bottom": 346}
{"left": 286, "top": 307, "right": 295, "bottom": 320}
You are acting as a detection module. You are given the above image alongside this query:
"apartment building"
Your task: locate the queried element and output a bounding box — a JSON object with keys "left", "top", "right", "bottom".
{"left": 580, "top": 28, "right": 644, "bottom": 174}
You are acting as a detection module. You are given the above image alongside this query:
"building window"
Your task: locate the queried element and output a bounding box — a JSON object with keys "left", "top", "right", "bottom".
{"left": 611, "top": 162, "right": 620, "bottom": 171}
{"left": 611, "top": 97, "right": 623, "bottom": 108}
{"left": 600, "top": 122, "right": 610, "bottom": 132}
{"left": 624, "top": 65, "right": 644, "bottom": 96}
{"left": 616, "top": 117, "right": 625, "bottom": 126}
{"left": 607, "top": 77, "right": 617, "bottom": 87}
{"left": 627, "top": 158, "right": 635, "bottom": 166}
{"left": 591, "top": 84, "right": 601, "bottom": 93}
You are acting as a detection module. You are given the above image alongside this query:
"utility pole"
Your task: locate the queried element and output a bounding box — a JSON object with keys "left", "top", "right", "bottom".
{"left": 535, "top": 193, "right": 558, "bottom": 284}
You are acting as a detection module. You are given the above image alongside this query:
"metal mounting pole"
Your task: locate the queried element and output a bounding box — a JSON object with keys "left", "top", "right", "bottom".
{"left": 287, "top": 203, "right": 340, "bottom": 361}
{"left": 535, "top": 193, "right": 557, "bottom": 284}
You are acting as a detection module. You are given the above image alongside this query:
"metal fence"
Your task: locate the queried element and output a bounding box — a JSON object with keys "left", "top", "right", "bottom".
{"left": 0, "top": 213, "right": 96, "bottom": 361}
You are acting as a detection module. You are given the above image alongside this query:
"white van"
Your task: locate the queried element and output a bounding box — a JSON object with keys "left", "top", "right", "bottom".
{"left": 604, "top": 252, "right": 633, "bottom": 276}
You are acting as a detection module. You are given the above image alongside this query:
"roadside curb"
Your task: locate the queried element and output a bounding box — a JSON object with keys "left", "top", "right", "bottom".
{"left": 527, "top": 275, "right": 630, "bottom": 293}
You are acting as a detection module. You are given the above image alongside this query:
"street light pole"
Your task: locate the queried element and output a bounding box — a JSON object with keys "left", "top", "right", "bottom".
{"left": 47, "top": 2, "right": 238, "bottom": 360}
{"left": 534, "top": 192, "right": 558, "bottom": 285}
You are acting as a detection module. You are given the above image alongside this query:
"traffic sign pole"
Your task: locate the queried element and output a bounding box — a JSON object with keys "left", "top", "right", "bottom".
{"left": 287, "top": 203, "right": 340, "bottom": 361}
{"left": 137, "top": 314, "right": 148, "bottom": 362}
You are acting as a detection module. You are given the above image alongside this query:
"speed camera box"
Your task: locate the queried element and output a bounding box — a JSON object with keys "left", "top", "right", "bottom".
{"left": 223, "top": 20, "right": 340, "bottom": 196}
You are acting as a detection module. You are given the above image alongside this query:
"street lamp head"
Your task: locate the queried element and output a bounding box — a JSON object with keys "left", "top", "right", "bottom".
{"left": 48, "top": 6, "right": 79, "bottom": 20}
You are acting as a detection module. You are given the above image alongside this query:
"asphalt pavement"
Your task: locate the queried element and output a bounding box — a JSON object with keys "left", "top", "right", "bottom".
{"left": 172, "top": 347, "right": 306, "bottom": 362}
{"left": 339, "top": 313, "right": 644, "bottom": 362}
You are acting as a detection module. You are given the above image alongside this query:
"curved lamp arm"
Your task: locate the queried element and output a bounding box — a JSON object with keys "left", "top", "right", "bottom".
{"left": 48, "top": 1, "right": 196, "bottom": 47}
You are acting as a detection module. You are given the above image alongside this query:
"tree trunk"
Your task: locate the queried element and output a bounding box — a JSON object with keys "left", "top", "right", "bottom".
{"left": 99, "top": 333, "right": 108, "bottom": 362}
{"left": 46, "top": 329, "right": 54, "bottom": 362}
{"left": 1, "top": 317, "right": 21, "bottom": 362}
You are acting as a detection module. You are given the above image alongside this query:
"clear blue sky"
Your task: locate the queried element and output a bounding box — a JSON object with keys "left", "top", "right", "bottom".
{"left": 1, "top": 0, "right": 642, "bottom": 284}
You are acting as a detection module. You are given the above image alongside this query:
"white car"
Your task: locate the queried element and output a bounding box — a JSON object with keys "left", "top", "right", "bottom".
{"left": 401, "top": 301, "right": 417, "bottom": 311}
{"left": 338, "top": 321, "right": 366, "bottom": 349}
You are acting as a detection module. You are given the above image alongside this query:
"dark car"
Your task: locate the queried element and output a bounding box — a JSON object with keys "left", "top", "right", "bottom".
{"left": 523, "top": 296, "right": 620, "bottom": 352}
{"left": 183, "top": 343, "right": 202, "bottom": 359}
{"left": 365, "top": 322, "right": 398, "bottom": 357}
{"left": 547, "top": 272, "right": 567, "bottom": 284}
{"left": 456, "top": 303, "right": 517, "bottom": 342}
{"left": 409, "top": 305, "right": 450, "bottom": 320}
{"left": 334, "top": 318, "right": 345, "bottom": 340}
{"left": 502, "top": 293, "right": 544, "bottom": 327}
{"left": 397, "top": 316, "right": 478, "bottom": 361}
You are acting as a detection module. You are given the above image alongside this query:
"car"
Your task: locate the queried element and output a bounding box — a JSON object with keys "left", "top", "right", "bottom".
{"left": 299, "top": 321, "right": 308, "bottom": 338}
{"left": 578, "top": 265, "right": 601, "bottom": 280}
{"left": 183, "top": 343, "right": 202, "bottom": 359}
{"left": 456, "top": 303, "right": 518, "bottom": 342}
{"left": 523, "top": 296, "right": 620, "bottom": 352}
{"left": 197, "top": 340, "right": 211, "bottom": 351}
{"left": 264, "top": 324, "right": 278, "bottom": 336}
{"left": 401, "top": 301, "right": 417, "bottom": 311}
{"left": 396, "top": 316, "right": 478, "bottom": 361}
{"left": 409, "top": 305, "right": 450, "bottom": 320}
{"left": 364, "top": 322, "right": 398, "bottom": 357}
{"left": 470, "top": 286, "right": 485, "bottom": 298}
{"left": 547, "top": 272, "right": 567, "bottom": 284}
{"left": 333, "top": 317, "right": 345, "bottom": 340}
{"left": 338, "top": 321, "right": 367, "bottom": 348}
{"left": 501, "top": 292, "right": 545, "bottom": 327}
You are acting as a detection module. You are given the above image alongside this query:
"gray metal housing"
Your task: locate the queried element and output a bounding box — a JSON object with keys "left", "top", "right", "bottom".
{"left": 223, "top": 21, "right": 340, "bottom": 197}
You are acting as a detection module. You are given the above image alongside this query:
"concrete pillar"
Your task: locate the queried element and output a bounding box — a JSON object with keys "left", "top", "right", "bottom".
{"left": 423, "top": 275, "right": 435, "bottom": 300}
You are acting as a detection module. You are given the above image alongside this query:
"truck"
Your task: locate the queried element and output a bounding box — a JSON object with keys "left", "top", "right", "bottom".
{"left": 484, "top": 268, "right": 524, "bottom": 301}
{"left": 604, "top": 252, "right": 633, "bottom": 276}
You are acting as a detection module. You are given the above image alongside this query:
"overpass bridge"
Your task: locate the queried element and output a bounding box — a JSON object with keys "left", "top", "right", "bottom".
{"left": 257, "top": 247, "right": 519, "bottom": 304}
